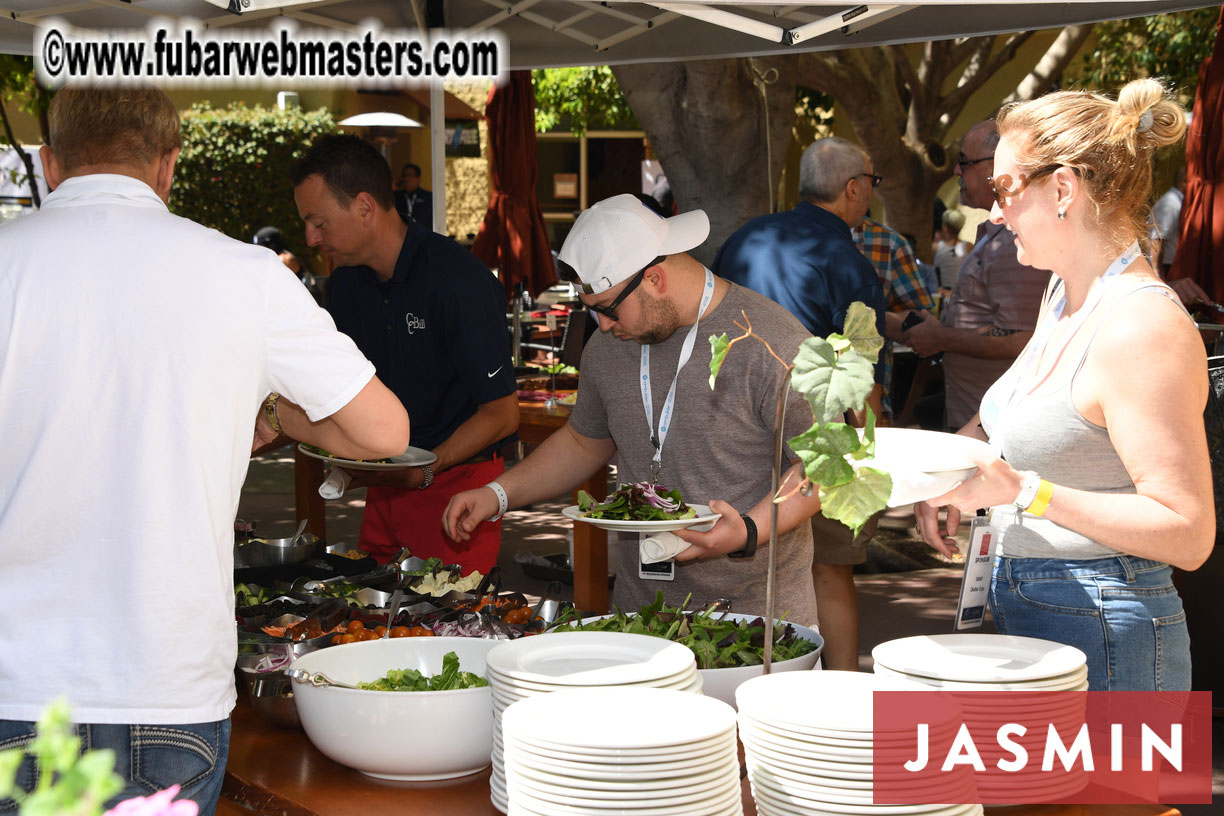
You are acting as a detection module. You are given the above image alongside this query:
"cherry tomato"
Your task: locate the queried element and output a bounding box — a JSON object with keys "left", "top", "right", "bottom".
{"left": 502, "top": 607, "right": 532, "bottom": 625}
{"left": 374, "top": 625, "right": 387, "bottom": 637}
{"left": 409, "top": 625, "right": 434, "bottom": 637}
{"left": 331, "top": 633, "right": 346, "bottom": 645}
{"left": 335, "top": 633, "right": 356, "bottom": 645}
{"left": 346, "top": 620, "right": 365, "bottom": 634}
{"left": 390, "top": 626, "right": 411, "bottom": 638}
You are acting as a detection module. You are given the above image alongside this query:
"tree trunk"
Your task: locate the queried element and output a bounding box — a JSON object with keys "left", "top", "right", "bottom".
{"left": 613, "top": 58, "right": 796, "bottom": 264}
{"left": 0, "top": 100, "right": 40, "bottom": 209}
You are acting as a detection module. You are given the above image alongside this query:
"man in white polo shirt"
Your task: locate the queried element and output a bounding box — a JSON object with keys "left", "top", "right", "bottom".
{"left": 0, "top": 85, "right": 410, "bottom": 814}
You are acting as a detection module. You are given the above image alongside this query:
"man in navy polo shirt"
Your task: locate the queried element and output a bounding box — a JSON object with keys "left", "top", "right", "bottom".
{"left": 292, "top": 135, "right": 518, "bottom": 572}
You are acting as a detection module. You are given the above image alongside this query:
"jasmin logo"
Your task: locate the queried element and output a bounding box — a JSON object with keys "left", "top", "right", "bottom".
{"left": 405, "top": 313, "right": 426, "bottom": 334}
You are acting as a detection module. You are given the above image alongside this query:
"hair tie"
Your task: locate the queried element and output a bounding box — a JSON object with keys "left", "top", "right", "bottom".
{"left": 1137, "top": 110, "right": 1154, "bottom": 133}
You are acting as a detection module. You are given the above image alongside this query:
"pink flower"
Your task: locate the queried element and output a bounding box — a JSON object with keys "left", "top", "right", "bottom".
{"left": 104, "top": 785, "right": 199, "bottom": 816}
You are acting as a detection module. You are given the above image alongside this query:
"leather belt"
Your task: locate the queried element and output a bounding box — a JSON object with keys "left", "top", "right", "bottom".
{"left": 460, "top": 450, "right": 505, "bottom": 466}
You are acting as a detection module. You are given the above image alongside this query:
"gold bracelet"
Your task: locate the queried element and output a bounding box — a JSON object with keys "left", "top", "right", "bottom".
{"left": 264, "top": 393, "right": 283, "bottom": 435}
{"left": 1025, "top": 479, "right": 1054, "bottom": 517}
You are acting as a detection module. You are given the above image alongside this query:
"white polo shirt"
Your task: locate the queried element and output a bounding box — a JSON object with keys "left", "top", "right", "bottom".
{"left": 0, "top": 174, "right": 375, "bottom": 724}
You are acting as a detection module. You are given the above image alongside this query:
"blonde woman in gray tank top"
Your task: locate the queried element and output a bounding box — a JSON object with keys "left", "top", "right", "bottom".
{"left": 914, "top": 80, "right": 1213, "bottom": 691}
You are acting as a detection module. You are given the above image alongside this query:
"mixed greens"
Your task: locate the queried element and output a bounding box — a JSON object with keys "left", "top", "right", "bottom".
{"left": 577, "top": 482, "right": 697, "bottom": 522}
{"left": 552, "top": 592, "right": 817, "bottom": 669}
{"left": 357, "top": 651, "right": 490, "bottom": 692}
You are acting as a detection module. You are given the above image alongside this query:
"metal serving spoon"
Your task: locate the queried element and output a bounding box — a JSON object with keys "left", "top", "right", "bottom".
{"left": 286, "top": 667, "right": 362, "bottom": 690}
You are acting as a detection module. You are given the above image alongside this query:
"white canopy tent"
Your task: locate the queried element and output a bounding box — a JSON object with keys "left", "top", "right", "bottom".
{"left": 0, "top": 0, "right": 1215, "bottom": 231}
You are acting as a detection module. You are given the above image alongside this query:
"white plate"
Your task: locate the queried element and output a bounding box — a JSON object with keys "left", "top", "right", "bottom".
{"left": 749, "top": 770, "right": 978, "bottom": 808}
{"left": 488, "top": 662, "right": 698, "bottom": 694}
{"left": 507, "top": 760, "right": 740, "bottom": 802}
{"left": 500, "top": 747, "right": 736, "bottom": 779}
{"left": 736, "top": 671, "right": 960, "bottom": 734}
{"left": 745, "top": 756, "right": 973, "bottom": 794}
{"left": 506, "top": 728, "right": 736, "bottom": 761}
{"left": 871, "top": 635, "right": 1087, "bottom": 684}
{"left": 866, "top": 428, "right": 995, "bottom": 473}
{"left": 740, "top": 716, "right": 960, "bottom": 749}
{"left": 487, "top": 632, "right": 695, "bottom": 686}
{"left": 507, "top": 785, "right": 742, "bottom": 816}
{"left": 872, "top": 661, "right": 1088, "bottom": 688}
{"left": 561, "top": 503, "right": 722, "bottom": 532}
{"left": 502, "top": 687, "right": 736, "bottom": 750}
{"left": 751, "top": 785, "right": 981, "bottom": 816}
{"left": 297, "top": 443, "right": 437, "bottom": 471}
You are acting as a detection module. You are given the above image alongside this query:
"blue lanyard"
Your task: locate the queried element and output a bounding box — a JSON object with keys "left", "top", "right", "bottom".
{"left": 640, "top": 268, "right": 715, "bottom": 480}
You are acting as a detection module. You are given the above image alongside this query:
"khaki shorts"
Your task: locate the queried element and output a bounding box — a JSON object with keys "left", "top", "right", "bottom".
{"left": 810, "top": 511, "right": 879, "bottom": 566}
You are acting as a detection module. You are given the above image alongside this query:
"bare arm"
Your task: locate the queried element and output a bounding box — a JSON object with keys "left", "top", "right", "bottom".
{"left": 257, "top": 377, "right": 411, "bottom": 461}
{"left": 918, "top": 292, "right": 1214, "bottom": 570}
{"left": 673, "top": 460, "right": 822, "bottom": 560}
{"left": 443, "top": 422, "right": 617, "bottom": 541}
{"left": 903, "top": 318, "right": 1033, "bottom": 359}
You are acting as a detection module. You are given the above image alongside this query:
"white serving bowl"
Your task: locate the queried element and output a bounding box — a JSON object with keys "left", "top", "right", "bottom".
{"left": 568, "top": 612, "right": 822, "bottom": 710}
{"left": 696, "top": 613, "right": 822, "bottom": 710}
{"left": 290, "top": 636, "right": 497, "bottom": 781}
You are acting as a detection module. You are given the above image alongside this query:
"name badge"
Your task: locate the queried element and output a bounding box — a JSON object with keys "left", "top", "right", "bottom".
{"left": 638, "top": 533, "right": 675, "bottom": 581}
{"left": 954, "top": 513, "right": 997, "bottom": 630}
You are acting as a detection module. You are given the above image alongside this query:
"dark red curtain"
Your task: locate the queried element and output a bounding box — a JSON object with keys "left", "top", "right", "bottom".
{"left": 472, "top": 71, "right": 557, "bottom": 299}
{"left": 1170, "top": 7, "right": 1224, "bottom": 302}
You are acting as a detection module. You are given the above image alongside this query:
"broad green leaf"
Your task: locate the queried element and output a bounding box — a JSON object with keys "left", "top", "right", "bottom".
{"left": 849, "top": 406, "right": 879, "bottom": 461}
{"left": 0, "top": 749, "right": 22, "bottom": 799}
{"left": 842, "top": 302, "right": 884, "bottom": 364}
{"left": 787, "top": 422, "right": 860, "bottom": 488}
{"left": 791, "top": 342, "right": 876, "bottom": 423}
{"left": 818, "top": 466, "right": 892, "bottom": 537}
{"left": 827, "top": 335, "right": 852, "bottom": 352}
{"left": 708, "top": 333, "right": 730, "bottom": 389}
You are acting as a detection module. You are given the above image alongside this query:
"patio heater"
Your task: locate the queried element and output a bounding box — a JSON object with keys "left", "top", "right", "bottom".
{"left": 337, "top": 112, "right": 424, "bottom": 161}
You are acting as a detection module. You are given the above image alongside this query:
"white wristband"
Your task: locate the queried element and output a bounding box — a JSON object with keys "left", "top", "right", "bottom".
{"left": 1012, "top": 471, "right": 1041, "bottom": 510}
{"left": 487, "top": 481, "right": 508, "bottom": 522}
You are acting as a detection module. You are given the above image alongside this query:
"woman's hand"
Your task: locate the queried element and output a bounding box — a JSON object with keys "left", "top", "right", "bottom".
{"left": 915, "top": 454, "right": 1024, "bottom": 556}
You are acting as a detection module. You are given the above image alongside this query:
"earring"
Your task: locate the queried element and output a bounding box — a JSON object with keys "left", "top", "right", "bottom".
{"left": 1057, "top": 210, "right": 1066, "bottom": 220}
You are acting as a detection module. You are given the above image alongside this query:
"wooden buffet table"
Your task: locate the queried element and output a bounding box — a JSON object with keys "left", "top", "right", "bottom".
{"left": 220, "top": 695, "right": 1181, "bottom": 816}
{"left": 289, "top": 399, "right": 610, "bottom": 614}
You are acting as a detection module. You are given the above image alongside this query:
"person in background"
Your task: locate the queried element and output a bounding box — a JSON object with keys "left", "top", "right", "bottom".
{"left": 903, "top": 119, "right": 1051, "bottom": 430}
{"left": 915, "top": 79, "right": 1212, "bottom": 691}
{"left": 253, "top": 225, "right": 321, "bottom": 303}
{"left": 292, "top": 135, "right": 518, "bottom": 574}
{"left": 0, "top": 86, "right": 410, "bottom": 813}
{"left": 715, "top": 137, "right": 887, "bottom": 671}
{"left": 932, "top": 209, "right": 968, "bottom": 293}
{"left": 445, "top": 194, "right": 823, "bottom": 629}
{"left": 394, "top": 162, "right": 433, "bottom": 228}
{"left": 1149, "top": 165, "right": 1186, "bottom": 274}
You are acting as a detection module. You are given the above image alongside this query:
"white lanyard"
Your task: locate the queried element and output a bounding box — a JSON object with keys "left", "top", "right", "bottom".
{"left": 988, "top": 241, "right": 1141, "bottom": 452}
{"left": 640, "top": 268, "right": 715, "bottom": 480}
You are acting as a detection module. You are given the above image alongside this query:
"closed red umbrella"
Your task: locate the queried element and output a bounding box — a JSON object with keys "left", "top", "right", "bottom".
{"left": 472, "top": 70, "right": 557, "bottom": 299}
{"left": 1169, "top": 7, "right": 1224, "bottom": 302}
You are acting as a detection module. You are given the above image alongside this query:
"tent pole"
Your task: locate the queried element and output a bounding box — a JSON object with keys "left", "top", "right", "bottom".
{"left": 430, "top": 80, "right": 446, "bottom": 235}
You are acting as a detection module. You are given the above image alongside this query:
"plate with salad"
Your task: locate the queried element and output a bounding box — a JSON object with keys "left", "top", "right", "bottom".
{"left": 562, "top": 482, "right": 722, "bottom": 532}
{"left": 298, "top": 443, "right": 436, "bottom": 471}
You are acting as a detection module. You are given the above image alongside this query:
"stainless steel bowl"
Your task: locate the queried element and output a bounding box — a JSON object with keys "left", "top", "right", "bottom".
{"left": 238, "top": 666, "right": 301, "bottom": 729}
{"left": 234, "top": 533, "right": 323, "bottom": 568}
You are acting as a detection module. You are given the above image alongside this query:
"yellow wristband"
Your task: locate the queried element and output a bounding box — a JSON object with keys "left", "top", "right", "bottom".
{"left": 1025, "top": 479, "right": 1054, "bottom": 517}
{"left": 264, "top": 393, "right": 283, "bottom": 435}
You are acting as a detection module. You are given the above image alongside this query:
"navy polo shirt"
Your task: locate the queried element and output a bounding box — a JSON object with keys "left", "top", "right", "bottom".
{"left": 325, "top": 223, "right": 517, "bottom": 454}
{"left": 713, "top": 201, "right": 887, "bottom": 384}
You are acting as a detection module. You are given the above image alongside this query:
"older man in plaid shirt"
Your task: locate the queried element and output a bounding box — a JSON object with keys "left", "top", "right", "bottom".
{"left": 852, "top": 216, "right": 935, "bottom": 411}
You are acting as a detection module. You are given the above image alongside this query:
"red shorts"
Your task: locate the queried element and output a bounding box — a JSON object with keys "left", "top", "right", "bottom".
{"left": 358, "top": 457, "right": 504, "bottom": 574}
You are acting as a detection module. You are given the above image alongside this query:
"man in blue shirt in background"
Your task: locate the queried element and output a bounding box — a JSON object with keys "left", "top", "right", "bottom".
{"left": 714, "top": 136, "right": 886, "bottom": 672}
{"left": 292, "top": 135, "right": 518, "bottom": 573}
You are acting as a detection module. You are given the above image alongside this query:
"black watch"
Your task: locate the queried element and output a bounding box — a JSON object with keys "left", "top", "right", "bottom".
{"left": 727, "top": 514, "right": 757, "bottom": 559}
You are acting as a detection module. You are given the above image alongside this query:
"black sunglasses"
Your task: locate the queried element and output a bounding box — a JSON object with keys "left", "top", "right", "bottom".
{"left": 854, "top": 173, "right": 883, "bottom": 188}
{"left": 557, "top": 256, "right": 664, "bottom": 322}
{"left": 957, "top": 154, "right": 993, "bottom": 169}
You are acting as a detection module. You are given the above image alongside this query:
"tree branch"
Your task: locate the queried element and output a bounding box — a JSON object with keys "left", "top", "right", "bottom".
{"left": 1003, "top": 24, "right": 1095, "bottom": 104}
{"left": 938, "top": 31, "right": 1035, "bottom": 123}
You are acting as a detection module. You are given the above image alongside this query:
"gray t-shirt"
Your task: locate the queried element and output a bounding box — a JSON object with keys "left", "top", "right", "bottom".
{"left": 569, "top": 280, "right": 819, "bottom": 626}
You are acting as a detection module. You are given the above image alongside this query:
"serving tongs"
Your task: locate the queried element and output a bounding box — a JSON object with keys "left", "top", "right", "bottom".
{"left": 526, "top": 581, "right": 566, "bottom": 632}
{"left": 286, "top": 668, "right": 362, "bottom": 690}
{"left": 293, "top": 564, "right": 401, "bottom": 594}
{"left": 283, "top": 598, "right": 349, "bottom": 642}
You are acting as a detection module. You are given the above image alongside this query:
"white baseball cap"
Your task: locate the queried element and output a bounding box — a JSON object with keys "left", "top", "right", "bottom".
{"left": 557, "top": 194, "right": 710, "bottom": 294}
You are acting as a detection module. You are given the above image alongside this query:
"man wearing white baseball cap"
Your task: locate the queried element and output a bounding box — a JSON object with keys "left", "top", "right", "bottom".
{"left": 445, "top": 194, "right": 823, "bottom": 624}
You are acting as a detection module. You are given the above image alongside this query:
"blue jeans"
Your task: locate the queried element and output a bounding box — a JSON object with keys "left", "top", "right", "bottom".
{"left": 0, "top": 718, "right": 230, "bottom": 816}
{"left": 990, "top": 554, "right": 1191, "bottom": 691}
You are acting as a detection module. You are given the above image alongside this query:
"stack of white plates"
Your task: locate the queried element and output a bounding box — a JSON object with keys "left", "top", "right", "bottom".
{"left": 872, "top": 634, "right": 1089, "bottom": 803}
{"left": 501, "top": 687, "right": 742, "bottom": 816}
{"left": 737, "top": 671, "right": 982, "bottom": 816}
{"left": 486, "top": 632, "right": 703, "bottom": 812}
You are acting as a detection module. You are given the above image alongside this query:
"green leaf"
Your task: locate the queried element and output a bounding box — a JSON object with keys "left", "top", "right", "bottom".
{"left": 787, "top": 422, "right": 860, "bottom": 488}
{"left": 842, "top": 302, "right": 885, "bottom": 364}
{"left": 792, "top": 340, "right": 876, "bottom": 423}
{"left": 708, "top": 333, "right": 730, "bottom": 390}
{"left": 0, "top": 749, "right": 22, "bottom": 800}
{"left": 818, "top": 466, "right": 892, "bottom": 537}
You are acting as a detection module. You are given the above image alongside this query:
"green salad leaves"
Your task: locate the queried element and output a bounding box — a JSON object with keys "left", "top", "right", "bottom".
{"left": 553, "top": 592, "right": 817, "bottom": 670}
{"left": 357, "top": 651, "right": 490, "bottom": 692}
{"left": 577, "top": 482, "right": 697, "bottom": 522}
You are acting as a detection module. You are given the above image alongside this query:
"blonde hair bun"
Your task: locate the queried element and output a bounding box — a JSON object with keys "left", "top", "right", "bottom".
{"left": 1111, "top": 78, "right": 1186, "bottom": 153}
